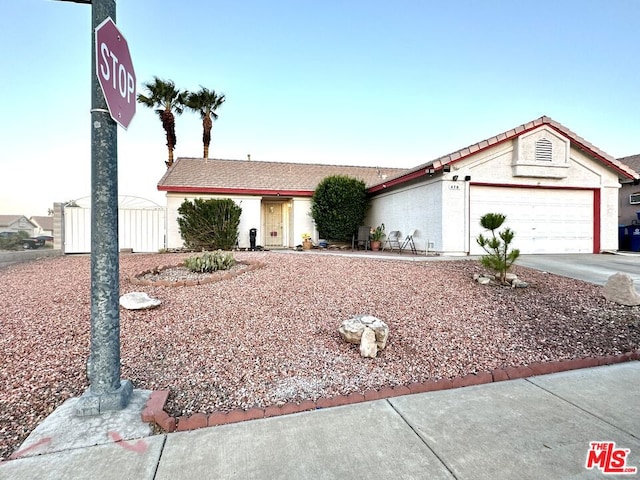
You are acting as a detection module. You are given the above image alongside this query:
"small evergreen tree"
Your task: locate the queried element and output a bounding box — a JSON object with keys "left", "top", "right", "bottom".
{"left": 311, "top": 175, "right": 369, "bottom": 242}
{"left": 476, "top": 213, "right": 520, "bottom": 284}
{"left": 177, "top": 198, "right": 241, "bottom": 250}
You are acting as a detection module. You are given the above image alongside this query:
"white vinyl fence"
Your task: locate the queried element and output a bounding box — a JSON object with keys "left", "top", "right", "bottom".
{"left": 63, "top": 196, "right": 166, "bottom": 253}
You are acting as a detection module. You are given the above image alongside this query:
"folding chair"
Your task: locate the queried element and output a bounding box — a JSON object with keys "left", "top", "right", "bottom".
{"left": 399, "top": 229, "right": 417, "bottom": 255}
{"left": 382, "top": 230, "right": 402, "bottom": 251}
{"left": 352, "top": 226, "right": 371, "bottom": 251}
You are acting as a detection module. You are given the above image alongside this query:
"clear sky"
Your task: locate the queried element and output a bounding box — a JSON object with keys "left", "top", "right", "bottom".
{"left": 2, "top": 1, "right": 639, "bottom": 216}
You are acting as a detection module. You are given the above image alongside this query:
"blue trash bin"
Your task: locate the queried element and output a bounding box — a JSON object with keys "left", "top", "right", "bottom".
{"left": 619, "top": 225, "right": 629, "bottom": 250}
{"left": 630, "top": 226, "right": 640, "bottom": 252}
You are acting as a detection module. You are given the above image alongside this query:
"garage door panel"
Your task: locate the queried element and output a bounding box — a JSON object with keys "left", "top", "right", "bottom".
{"left": 470, "top": 186, "right": 593, "bottom": 255}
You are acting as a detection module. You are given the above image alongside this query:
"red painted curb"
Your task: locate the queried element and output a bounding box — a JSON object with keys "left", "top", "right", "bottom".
{"left": 144, "top": 353, "right": 639, "bottom": 434}
{"left": 491, "top": 369, "right": 509, "bottom": 382}
{"left": 155, "top": 411, "right": 176, "bottom": 432}
{"left": 207, "top": 412, "right": 228, "bottom": 427}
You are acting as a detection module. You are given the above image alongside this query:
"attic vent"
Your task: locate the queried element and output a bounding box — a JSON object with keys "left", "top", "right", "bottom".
{"left": 535, "top": 138, "right": 552, "bottom": 162}
{"left": 630, "top": 192, "right": 640, "bottom": 205}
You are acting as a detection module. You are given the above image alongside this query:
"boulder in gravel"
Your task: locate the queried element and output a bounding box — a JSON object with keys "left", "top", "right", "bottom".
{"left": 359, "top": 327, "right": 378, "bottom": 358}
{"left": 603, "top": 273, "right": 640, "bottom": 306}
{"left": 505, "top": 273, "right": 517, "bottom": 282}
{"left": 338, "top": 314, "right": 389, "bottom": 354}
{"left": 512, "top": 279, "right": 529, "bottom": 288}
{"left": 119, "top": 292, "right": 162, "bottom": 310}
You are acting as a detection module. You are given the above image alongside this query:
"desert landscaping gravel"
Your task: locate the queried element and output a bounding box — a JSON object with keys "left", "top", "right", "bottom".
{"left": 1, "top": 251, "right": 639, "bottom": 460}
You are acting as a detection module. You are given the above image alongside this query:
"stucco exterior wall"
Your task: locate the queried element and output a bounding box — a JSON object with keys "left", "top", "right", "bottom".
{"left": 166, "top": 193, "right": 262, "bottom": 249}
{"left": 440, "top": 180, "right": 468, "bottom": 254}
{"left": 367, "top": 181, "right": 442, "bottom": 253}
{"left": 291, "top": 198, "right": 316, "bottom": 245}
{"left": 375, "top": 126, "right": 623, "bottom": 255}
{"left": 166, "top": 193, "right": 316, "bottom": 249}
{"left": 619, "top": 183, "right": 640, "bottom": 226}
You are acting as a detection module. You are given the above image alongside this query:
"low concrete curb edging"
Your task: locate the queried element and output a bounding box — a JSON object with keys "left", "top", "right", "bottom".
{"left": 129, "top": 261, "right": 265, "bottom": 287}
{"left": 140, "top": 351, "right": 640, "bottom": 433}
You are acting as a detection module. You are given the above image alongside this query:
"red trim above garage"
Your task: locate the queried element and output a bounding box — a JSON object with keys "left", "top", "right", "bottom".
{"left": 593, "top": 189, "right": 601, "bottom": 254}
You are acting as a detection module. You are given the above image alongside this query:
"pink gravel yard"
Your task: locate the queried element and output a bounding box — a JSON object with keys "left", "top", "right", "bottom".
{"left": 1, "top": 252, "right": 638, "bottom": 460}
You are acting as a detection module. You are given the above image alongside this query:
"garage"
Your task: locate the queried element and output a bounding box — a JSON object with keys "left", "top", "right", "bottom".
{"left": 469, "top": 185, "right": 595, "bottom": 255}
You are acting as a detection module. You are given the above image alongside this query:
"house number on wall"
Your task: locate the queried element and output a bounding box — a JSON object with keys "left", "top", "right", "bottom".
{"left": 448, "top": 184, "right": 461, "bottom": 190}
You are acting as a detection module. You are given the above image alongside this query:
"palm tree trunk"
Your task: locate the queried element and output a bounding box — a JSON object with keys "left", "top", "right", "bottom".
{"left": 167, "top": 147, "right": 174, "bottom": 167}
{"left": 202, "top": 116, "right": 212, "bottom": 159}
{"left": 161, "top": 109, "right": 177, "bottom": 168}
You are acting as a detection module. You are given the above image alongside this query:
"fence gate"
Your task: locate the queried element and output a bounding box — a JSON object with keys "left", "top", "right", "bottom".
{"left": 63, "top": 196, "right": 166, "bottom": 253}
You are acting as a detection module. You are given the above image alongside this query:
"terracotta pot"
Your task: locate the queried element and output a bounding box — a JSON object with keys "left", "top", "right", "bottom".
{"left": 303, "top": 239, "right": 312, "bottom": 250}
{"left": 370, "top": 240, "right": 381, "bottom": 251}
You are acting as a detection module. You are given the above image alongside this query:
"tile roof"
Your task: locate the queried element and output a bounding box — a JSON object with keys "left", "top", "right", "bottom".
{"left": 618, "top": 154, "right": 640, "bottom": 176}
{"left": 158, "top": 158, "right": 408, "bottom": 195}
{"left": 157, "top": 117, "right": 639, "bottom": 197}
{"left": 30, "top": 215, "right": 54, "bottom": 231}
{"left": 0, "top": 215, "right": 25, "bottom": 227}
{"left": 369, "top": 116, "right": 639, "bottom": 192}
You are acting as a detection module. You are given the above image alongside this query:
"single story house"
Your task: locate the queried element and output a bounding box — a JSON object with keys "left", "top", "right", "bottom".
{"left": 158, "top": 161, "right": 408, "bottom": 249}
{"left": 617, "top": 154, "right": 640, "bottom": 226}
{"left": 158, "top": 116, "right": 639, "bottom": 255}
{"left": 0, "top": 215, "right": 38, "bottom": 237}
{"left": 30, "top": 215, "right": 54, "bottom": 237}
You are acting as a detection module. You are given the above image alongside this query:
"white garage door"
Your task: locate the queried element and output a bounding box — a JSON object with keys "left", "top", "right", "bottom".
{"left": 469, "top": 186, "right": 594, "bottom": 254}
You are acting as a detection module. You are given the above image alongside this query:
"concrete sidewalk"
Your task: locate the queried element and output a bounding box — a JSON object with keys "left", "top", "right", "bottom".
{"left": 515, "top": 253, "right": 640, "bottom": 287}
{"left": 2, "top": 362, "right": 639, "bottom": 480}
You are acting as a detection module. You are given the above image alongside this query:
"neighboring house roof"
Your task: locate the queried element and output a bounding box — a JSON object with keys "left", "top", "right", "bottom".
{"left": 158, "top": 158, "right": 408, "bottom": 196}
{"left": 0, "top": 215, "right": 37, "bottom": 229}
{"left": 0, "top": 215, "right": 23, "bottom": 227}
{"left": 30, "top": 215, "right": 54, "bottom": 231}
{"left": 369, "top": 116, "right": 639, "bottom": 193}
{"left": 618, "top": 154, "right": 640, "bottom": 183}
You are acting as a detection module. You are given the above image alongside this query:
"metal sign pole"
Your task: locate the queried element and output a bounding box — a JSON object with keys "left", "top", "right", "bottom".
{"left": 75, "top": 0, "right": 132, "bottom": 415}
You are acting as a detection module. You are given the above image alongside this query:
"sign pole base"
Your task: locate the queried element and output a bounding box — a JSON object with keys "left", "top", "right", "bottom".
{"left": 74, "top": 380, "right": 133, "bottom": 416}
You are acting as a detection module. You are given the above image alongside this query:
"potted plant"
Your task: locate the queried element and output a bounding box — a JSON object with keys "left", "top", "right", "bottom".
{"left": 369, "top": 224, "right": 385, "bottom": 251}
{"left": 301, "top": 232, "right": 313, "bottom": 250}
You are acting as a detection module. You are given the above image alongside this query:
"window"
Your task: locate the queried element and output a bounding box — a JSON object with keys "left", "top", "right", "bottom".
{"left": 535, "top": 138, "right": 552, "bottom": 162}
{"left": 630, "top": 192, "right": 640, "bottom": 205}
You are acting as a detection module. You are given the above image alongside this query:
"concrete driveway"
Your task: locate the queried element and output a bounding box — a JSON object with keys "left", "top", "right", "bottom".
{"left": 515, "top": 253, "right": 640, "bottom": 287}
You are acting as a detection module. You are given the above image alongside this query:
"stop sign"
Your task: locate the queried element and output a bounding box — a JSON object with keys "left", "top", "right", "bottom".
{"left": 95, "top": 17, "right": 136, "bottom": 129}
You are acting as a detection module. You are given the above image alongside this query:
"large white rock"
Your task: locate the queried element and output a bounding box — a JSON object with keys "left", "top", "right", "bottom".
{"left": 119, "top": 292, "right": 162, "bottom": 310}
{"left": 359, "top": 327, "right": 378, "bottom": 358}
{"left": 338, "top": 315, "right": 389, "bottom": 351}
{"left": 603, "top": 272, "right": 640, "bottom": 306}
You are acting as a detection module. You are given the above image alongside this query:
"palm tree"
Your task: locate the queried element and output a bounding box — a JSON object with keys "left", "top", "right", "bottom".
{"left": 184, "top": 87, "right": 226, "bottom": 159}
{"left": 137, "top": 77, "right": 187, "bottom": 168}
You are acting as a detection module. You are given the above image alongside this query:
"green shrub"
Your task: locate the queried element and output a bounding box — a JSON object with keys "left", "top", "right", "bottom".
{"left": 0, "top": 231, "right": 29, "bottom": 251}
{"left": 184, "top": 250, "right": 236, "bottom": 273}
{"left": 177, "top": 198, "right": 242, "bottom": 250}
{"left": 310, "top": 175, "right": 369, "bottom": 242}
{"left": 476, "top": 212, "right": 520, "bottom": 283}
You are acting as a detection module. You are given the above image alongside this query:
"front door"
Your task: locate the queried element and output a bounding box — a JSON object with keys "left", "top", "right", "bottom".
{"left": 263, "top": 201, "right": 285, "bottom": 248}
